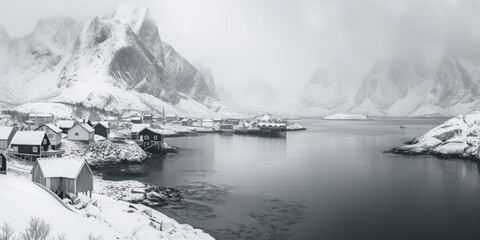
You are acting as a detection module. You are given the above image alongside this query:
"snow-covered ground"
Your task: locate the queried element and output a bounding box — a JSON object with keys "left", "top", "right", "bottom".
{"left": 0, "top": 174, "right": 121, "bottom": 240}
{"left": 390, "top": 111, "right": 480, "bottom": 158}
{"left": 323, "top": 113, "right": 371, "bottom": 120}
{"left": 0, "top": 174, "right": 214, "bottom": 240}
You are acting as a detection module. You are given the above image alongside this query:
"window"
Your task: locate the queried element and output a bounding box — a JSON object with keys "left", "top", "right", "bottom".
{"left": 32, "top": 146, "right": 38, "bottom": 152}
{"left": 13, "top": 146, "right": 18, "bottom": 152}
{"left": 154, "top": 135, "right": 158, "bottom": 140}
{"left": 75, "top": 132, "right": 79, "bottom": 136}
{"left": 144, "top": 135, "right": 149, "bottom": 140}
{"left": 48, "top": 134, "right": 53, "bottom": 138}
{"left": 43, "top": 139, "right": 47, "bottom": 145}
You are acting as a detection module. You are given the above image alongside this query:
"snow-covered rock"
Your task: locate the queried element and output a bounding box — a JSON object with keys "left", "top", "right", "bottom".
{"left": 323, "top": 113, "right": 371, "bottom": 120}
{"left": 390, "top": 111, "right": 480, "bottom": 158}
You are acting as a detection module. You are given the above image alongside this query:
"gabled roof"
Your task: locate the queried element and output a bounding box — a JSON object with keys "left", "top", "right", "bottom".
{"left": 36, "top": 124, "right": 62, "bottom": 134}
{"left": 71, "top": 123, "right": 94, "bottom": 133}
{"left": 131, "top": 124, "right": 150, "bottom": 133}
{"left": 35, "top": 158, "right": 91, "bottom": 179}
{"left": 140, "top": 127, "right": 167, "bottom": 135}
{"left": 56, "top": 120, "right": 76, "bottom": 129}
{"left": 0, "top": 126, "right": 14, "bottom": 140}
{"left": 92, "top": 121, "right": 109, "bottom": 129}
{"left": 11, "top": 131, "right": 47, "bottom": 145}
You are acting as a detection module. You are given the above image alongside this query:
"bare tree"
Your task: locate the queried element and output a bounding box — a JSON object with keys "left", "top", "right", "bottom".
{"left": 86, "top": 234, "right": 102, "bottom": 240}
{"left": 0, "top": 222, "right": 15, "bottom": 240}
{"left": 20, "top": 217, "right": 51, "bottom": 240}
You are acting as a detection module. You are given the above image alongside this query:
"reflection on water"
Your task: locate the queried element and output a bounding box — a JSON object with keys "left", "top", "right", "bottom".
{"left": 98, "top": 117, "right": 480, "bottom": 240}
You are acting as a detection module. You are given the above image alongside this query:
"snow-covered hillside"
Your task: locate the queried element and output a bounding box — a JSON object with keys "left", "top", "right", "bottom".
{"left": 0, "top": 4, "right": 231, "bottom": 117}
{"left": 296, "top": 54, "right": 480, "bottom": 117}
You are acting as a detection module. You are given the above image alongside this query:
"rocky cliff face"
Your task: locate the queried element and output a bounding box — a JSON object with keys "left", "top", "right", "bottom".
{"left": 0, "top": 4, "right": 222, "bottom": 115}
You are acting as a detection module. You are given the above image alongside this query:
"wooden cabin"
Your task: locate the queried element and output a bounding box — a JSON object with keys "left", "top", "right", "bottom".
{"left": 165, "top": 114, "right": 177, "bottom": 122}
{"left": 31, "top": 158, "right": 93, "bottom": 199}
{"left": 56, "top": 120, "right": 76, "bottom": 133}
{"left": 0, "top": 126, "right": 16, "bottom": 150}
{"left": 0, "top": 152, "right": 7, "bottom": 174}
{"left": 10, "top": 131, "right": 51, "bottom": 161}
{"left": 35, "top": 124, "right": 63, "bottom": 150}
{"left": 131, "top": 124, "right": 150, "bottom": 140}
{"left": 67, "top": 123, "right": 95, "bottom": 142}
{"left": 28, "top": 113, "right": 54, "bottom": 125}
{"left": 181, "top": 118, "right": 193, "bottom": 126}
{"left": 138, "top": 127, "right": 164, "bottom": 150}
{"left": 143, "top": 114, "right": 153, "bottom": 122}
{"left": 92, "top": 122, "right": 110, "bottom": 139}
{"left": 131, "top": 117, "right": 143, "bottom": 124}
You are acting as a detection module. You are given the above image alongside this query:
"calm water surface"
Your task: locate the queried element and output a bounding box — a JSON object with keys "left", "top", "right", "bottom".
{"left": 99, "top": 118, "right": 480, "bottom": 240}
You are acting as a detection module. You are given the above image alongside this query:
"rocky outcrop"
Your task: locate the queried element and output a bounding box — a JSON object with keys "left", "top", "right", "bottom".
{"left": 389, "top": 111, "right": 480, "bottom": 158}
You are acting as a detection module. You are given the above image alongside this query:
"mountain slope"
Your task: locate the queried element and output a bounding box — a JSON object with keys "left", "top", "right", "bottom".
{"left": 0, "top": 4, "right": 227, "bottom": 117}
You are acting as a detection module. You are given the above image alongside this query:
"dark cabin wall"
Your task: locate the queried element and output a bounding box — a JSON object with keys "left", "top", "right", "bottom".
{"left": 138, "top": 128, "right": 163, "bottom": 143}
{"left": 94, "top": 125, "right": 109, "bottom": 138}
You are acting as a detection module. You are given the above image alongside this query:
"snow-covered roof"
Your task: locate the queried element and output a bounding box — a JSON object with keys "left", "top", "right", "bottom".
{"left": 78, "top": 123, "right": 95, "bottom": 133}
{"left": 10, "top": 131, "right": 47, "bottom": 145}
{"left": 141, "top": 127, "right": 167, "bottom": 135}
{"left": 92, "top": 121, "right": 110, "bottom": 129}
{"left": 131, "top": 117, "right": 142, "bottom": 121}
{"left": 57, "top": 120, "right": 76, "bottom": 129}
{"left": 131, "top": 123, "right": 150, "bottom": 133}
{"left": 40, "top": 124, "right": 63, "bottom": 133}
{"left": 29, "top": 113, "right": 53, "bottom": 118}
{"left": 0, "top": 126, "right": 14, "bottom": 140}
{"left": 36, "top": 158, "right": 90, "bottom": 179}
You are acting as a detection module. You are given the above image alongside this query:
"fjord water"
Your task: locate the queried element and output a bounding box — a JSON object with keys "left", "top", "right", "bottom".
{"left": 99, "top": 118, "right": 480, "bottom": 239}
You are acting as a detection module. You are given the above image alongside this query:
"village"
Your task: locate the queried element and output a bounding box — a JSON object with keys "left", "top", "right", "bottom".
{"left": 0, "top": 110, "right": 305, "bottom": 239}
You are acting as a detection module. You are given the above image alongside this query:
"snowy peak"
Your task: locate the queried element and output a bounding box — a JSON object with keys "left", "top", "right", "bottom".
{"left": 31, "top": 17, "right": 79, "bottom": 52}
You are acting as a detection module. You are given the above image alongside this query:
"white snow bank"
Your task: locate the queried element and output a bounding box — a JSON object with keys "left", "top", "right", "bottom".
{"left": 323, "top": 113, "right": 370, "bottom": 120}
{"left": 392, "top": 111, "right": 480, "bottom": 158}
{"left": 0, "top": 175, "right": 120, "bottom": 239}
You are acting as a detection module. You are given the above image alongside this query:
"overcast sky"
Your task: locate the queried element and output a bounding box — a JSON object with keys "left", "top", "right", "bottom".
{"left": 1, "top": 0, "right": 479, "bottom": 95}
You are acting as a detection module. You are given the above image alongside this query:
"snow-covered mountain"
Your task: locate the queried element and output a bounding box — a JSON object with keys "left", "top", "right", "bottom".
{"left": 296, "top": 53, "right": 480, "bottom": 117}
{"left": 0, "top": 4, "right": 229, "bottom": 117}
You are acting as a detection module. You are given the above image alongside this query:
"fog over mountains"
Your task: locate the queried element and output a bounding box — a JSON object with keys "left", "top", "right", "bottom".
{"left": 295, "top": 52, "right": 480, "bottom": 117}
{"left": 1, "top": 2, "right": 480, "bottom": 117}
{"left": 0, "top": 4, "right": 231, "bottom": 117}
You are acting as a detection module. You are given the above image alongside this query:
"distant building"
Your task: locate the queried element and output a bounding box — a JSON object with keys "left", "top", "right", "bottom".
{"left": 220, "top": 123, "right": 234, "bottom": 133}
{"left": 35, "top": 124, "right": 63, "bottom": 150}
{"left": 165, "top": 114, "right": 177, "bottom": 122}
{"left": 56, "top": 120, "right": 76, "bottom": 133}
{"left": 225, "top": 118, "right": 241, "bottom": 126}
{"left": 0, "top": 152, "right": 6, "bottom": 174}
{"left": 138, "top": 127, "right": 164, "bottom": 150}
{"left": 0, "top": 126, "right": 16, "bottom": 150}
{"left": 10, "top": 131, "right": 53, "bottom": 161}
{"left": 131, "top": 124, "right": 150, "bottom": 140}
{"left": 67, "top": 124, "right": 95, "bottom": 142}
{"left": 131, "top": 117, "right": 143, "bottom": 124}
{"left": 143, "top": 114, "right": 153, "bottom": 122}
{"left": 202, "top": 119, "right": 214, "bottom": 127}
{"left": 181, "top": 118, "right": 193, "bottom": 126}
{"left": 31, "top": 158, "right": 93, "bottom": 199}
{"left": 28, "top": 113, "right": 54, "bottom": 125}
{"left": 213, "top": 118, "right": 223, "bottom": 124}
{"left": 92, "top": 122, "right": 110, "bottom": 139}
